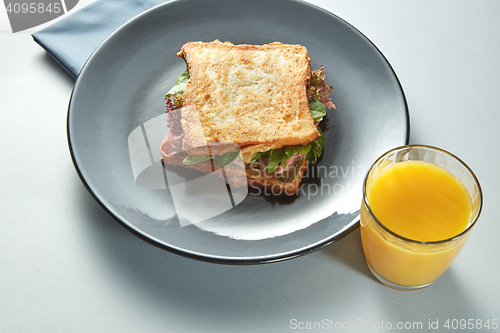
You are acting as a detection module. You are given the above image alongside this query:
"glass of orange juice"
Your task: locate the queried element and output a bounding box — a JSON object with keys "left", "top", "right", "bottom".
{"left": 360, "top": 145, "right": 482, "bottom": 291}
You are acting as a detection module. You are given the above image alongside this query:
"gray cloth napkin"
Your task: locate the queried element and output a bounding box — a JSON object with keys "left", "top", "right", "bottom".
{"left": 32, "top": 0, "right": 168, "bottom": 79}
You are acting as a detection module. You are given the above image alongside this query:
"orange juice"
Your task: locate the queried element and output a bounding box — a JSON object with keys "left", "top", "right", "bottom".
{"left": 360, "top": 158, "right": 476, "bottom": 289}
{"left": 367, "top": 161, "right": 472, "bottom": 242}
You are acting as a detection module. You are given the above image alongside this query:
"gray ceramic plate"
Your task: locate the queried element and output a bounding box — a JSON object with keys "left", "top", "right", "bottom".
{"left": 68, "top": 0, "right": 409, "bottom": 264}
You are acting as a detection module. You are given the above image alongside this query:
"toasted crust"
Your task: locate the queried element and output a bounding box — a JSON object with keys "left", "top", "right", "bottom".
{"left": 178, "top": 40, "right": 318, "bottom": 163}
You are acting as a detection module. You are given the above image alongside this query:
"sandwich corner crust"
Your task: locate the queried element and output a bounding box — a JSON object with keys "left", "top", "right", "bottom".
{"left": 177, "top": 40, "right": 318, "bottom": 164}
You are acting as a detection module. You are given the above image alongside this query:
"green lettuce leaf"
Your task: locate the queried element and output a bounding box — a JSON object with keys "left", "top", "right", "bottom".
{"left": 214, "top": 152, "right": 240, "bottom": 166}
{"left": 250, "top": 152, "right": 266, "bottom": 163}
{"left": 295, "top": 142, "right": 311, "bottom": 155}
{"left": 309, "top": 99, "right": 326, "bottom": 122}
{"left": 305, "top": 127, "right": 325, "bottom": 165}
{"left": 284, "top": 147, "right": 296, "bottom": 159}
{"left": 166, "top": 69, "right": 189, "bottom": 98}
{"left": 182, "top": 154, "right": 210, "bottom": 165}
{"left": 250, "top": 126, "right": 325, "bottom": 173}
{"left": 267, "top": 149, "right": 286, "bottom": 174}
{"left": 182, "top": 151, "right": 240, "bottom": 167}
{"left": 267, "top": 155, "right": 281, "bottom": 174}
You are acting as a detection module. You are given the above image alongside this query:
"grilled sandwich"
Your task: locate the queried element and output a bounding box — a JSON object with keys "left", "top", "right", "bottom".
{"left": 160, "top": 40, "right": 334, "bottom": 195}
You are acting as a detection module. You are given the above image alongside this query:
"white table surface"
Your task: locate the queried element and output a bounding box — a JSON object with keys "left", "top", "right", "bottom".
{"left": 1, "top": 0, "right": 499, "bottom": 332}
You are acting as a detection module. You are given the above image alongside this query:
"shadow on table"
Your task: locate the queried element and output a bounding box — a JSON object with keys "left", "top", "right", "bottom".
{"left": 320, "top": 226, "right": 373, "bottom": 279}
{"left": 36, "top": 51, "right": 76, "bottom": 85}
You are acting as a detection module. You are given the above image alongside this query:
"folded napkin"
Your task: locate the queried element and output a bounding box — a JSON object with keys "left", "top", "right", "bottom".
{"left": 32, "top": 0, "right": 168, "bottom": 79}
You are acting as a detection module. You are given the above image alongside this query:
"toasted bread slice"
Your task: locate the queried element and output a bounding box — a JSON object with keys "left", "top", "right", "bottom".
{"left": 178, "top": 40, "right": 318, "bottom": 163}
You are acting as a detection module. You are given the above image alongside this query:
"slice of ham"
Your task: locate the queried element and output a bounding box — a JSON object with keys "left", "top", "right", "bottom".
{"left": 160, "top": 129, "right": 184, "bottom": 159}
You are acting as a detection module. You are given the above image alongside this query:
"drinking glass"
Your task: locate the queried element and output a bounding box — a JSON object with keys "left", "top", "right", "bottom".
{"left": 360, "top": 145, "right": 483, "bottom": 291}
